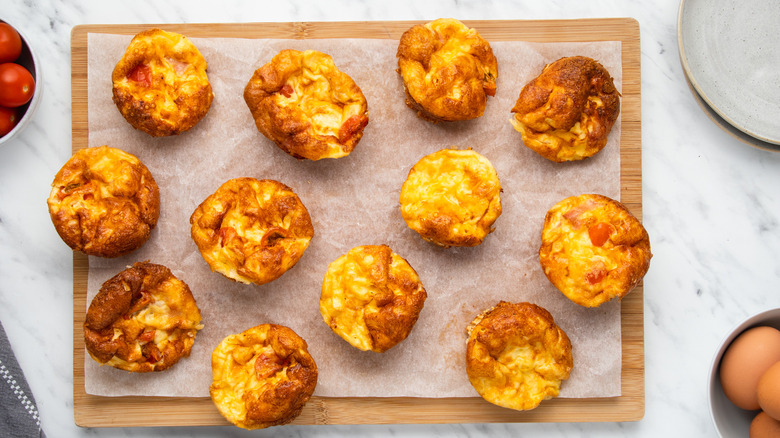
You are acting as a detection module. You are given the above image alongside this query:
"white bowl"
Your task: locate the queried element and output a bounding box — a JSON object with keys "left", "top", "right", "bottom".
{"left": 0, "top": 18, "right": 42, "bottom": 146}
{"left": 709, "top": 308, "right": 780, "bottom": 437}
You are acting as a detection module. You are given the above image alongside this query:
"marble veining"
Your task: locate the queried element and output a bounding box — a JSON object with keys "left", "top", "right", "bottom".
{"left": 2, "top": 0, "right": 780, "bottom": 437}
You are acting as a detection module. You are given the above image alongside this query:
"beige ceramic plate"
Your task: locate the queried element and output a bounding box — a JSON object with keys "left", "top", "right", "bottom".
{"left": 682, "top": 68, "right": 780, "bottom": 153}
{"left": 678, "top": 0, "right": 780, "bottom": 146}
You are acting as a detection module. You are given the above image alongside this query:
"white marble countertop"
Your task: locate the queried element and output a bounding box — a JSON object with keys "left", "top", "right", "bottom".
{"left": 2, "top": 0, "right": 780, "bottom": 436}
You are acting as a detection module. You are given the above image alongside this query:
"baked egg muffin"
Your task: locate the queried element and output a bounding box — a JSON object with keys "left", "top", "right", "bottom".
{"left": 397, "top": 18, "right": 498, "bottom": 122}
{"left": 539, "top": 194, "right": 652, "bottom": 307}
{"left": 511, "top": 56, "right": 620, "bottom": 162}
{"left": 47, "top": 145, "right": 160, "bottom": 258}
{"left": 83, "top": 261, "right": 203, "bottom": 372}
{"left": 112, "top": 28, "right": 214, "bottom": 137}
{"left": 209, "top": 324, "right": 318, "bottom": 430}
{"left": 244, "top": 49, "right": 369, "bottom": 160}
{"left": 320, "top": 245, "right": 427, "bottom": 353}
{"left": 190, "top": 178, "right": 314, "bottom": 285}
{"left": 399, "top": 148, "right": 502, "bottom": 247}
{"left": 466, "top": 301, "right": 573, "bottom": 411}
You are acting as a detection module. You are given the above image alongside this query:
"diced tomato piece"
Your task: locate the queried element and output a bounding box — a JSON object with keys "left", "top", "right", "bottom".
{"left": 588, "top": 222, "right": 614, "bottom": 247}
{"left": 338, "top": 114, "right": 368, "bottom": 144}
{"left": 127, "top": 64, "right": 152, "bottom": 87}
{"left": 254, "top": 352, "right": 283, "bottom": 379}
{"left": 137, "top": 329, "right": 156, "bottom": 343}
{"left": 279, "top": 84, "right": 293, "bottom": 98}
{"left": 142, "top": 342, "right": 162, "bottom": 363}
{"left": 586, "top": 268, "right": 607, "bottom": 285}
{"left": 56, "top": 183, "right": 83, "bottom": 200}
{"left": 218, "top": 226, "right": 237, "bottom": 247}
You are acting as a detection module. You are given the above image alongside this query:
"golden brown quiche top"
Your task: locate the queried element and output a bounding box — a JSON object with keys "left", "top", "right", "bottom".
{"left": 190, "top": 178, "right": 314, "bottom": 285}
{"left": 83, "top": 261, "right": 203, "bottom": 372}
{"left": 511, "top": 56, "right": 620, "bottom": 162}
{"left": 209, "top": 324, "right": 318, "bottom": 430}
{"left": 320, "top": 245, "right": 427, "bottom": 353}
{"left": 466, "top": 301, "right": 573, "bottom": 411}
{"left": 539, "top": 194, "right": 652, "bottom": 307}
{"left": 244, "top": 49, "right": 369, "bottom": 160}
{"left": 397, "top": 18, "right": 498, "bottom": 122}
{"left": 399, "top": 148, "right": 502, "bottom": 247}
{"left": 112, "top": 28, "right": 214, "bottom": 137}
{"left": 47, "top": 145, "right": 160, "bottom": 258}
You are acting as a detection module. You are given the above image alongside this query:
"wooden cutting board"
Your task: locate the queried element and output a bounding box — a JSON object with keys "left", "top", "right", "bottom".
{"left": 71, "top": 18, "right": 642, "bottom": 427}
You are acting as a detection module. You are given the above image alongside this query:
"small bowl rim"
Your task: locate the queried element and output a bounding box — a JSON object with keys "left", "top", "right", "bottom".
{"left": 708, "top": 307, "right": 780, "bottom": 437}
{"left": 0, "top": 17, "right": 42, "bottom": 146}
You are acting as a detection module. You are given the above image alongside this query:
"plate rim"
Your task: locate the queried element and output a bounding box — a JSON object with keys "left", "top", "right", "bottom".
{"left": 680, "top": 61, "right": 780, "bottom": 153}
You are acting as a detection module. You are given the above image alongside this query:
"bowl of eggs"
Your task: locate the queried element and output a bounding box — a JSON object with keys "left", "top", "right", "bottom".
{"left": 710, "top": 308, "right": 780, "bottom": 437}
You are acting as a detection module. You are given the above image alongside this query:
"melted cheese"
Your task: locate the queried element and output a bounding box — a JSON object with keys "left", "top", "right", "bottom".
{"left": 319, "top": 245, "right": 427, "bottom": 353}
{"left": 400, "top": 148, "right": 502, "bottom": 246}
{"left": 540, "top": 194, "right": 652, "bottom": 307}
{"left": 103, "top": 275, "right": 202, "bottom": 370}
{"left": 116, "top": 30, "right": 210, "bottom": 116}
{"left": 191, "top": 178, "right": 313, "bottom": 285}
{"left": 209, "top": 325, "right": 315, "bottom": 429}
{"left": 49, "top": 146, "right": 141, "bottom": 214}
{"left": 277, "top": 50, "right": 364, "bottom": 140}
{"left": 467, "top": 302, "right": 572, "bottom": 411}
{"left": 398, "top": 18, "right": 498, "bottom": 121}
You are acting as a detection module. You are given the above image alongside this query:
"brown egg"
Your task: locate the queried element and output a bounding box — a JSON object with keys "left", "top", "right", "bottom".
{"left": 758, "top": 361, "right": 780, "bottom": 420}
{"left": 750, "top": 411, "right": 780, "bottom": 438}
{"left": 720, "top": 326, "right": 780, "bottom": 410}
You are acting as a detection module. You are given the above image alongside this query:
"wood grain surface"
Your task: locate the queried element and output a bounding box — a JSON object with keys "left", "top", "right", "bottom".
{"left": 71, "top": 18, "right": 642, "bottom": 427}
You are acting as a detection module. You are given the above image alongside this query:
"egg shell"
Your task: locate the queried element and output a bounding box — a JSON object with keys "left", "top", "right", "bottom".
{"left": 719, "top": 326, "right": 780, "bottom": 411}
{"left": 750, "top": 411, "right": 780, "bottom": 438}
{"left": 757, "top": 360, "right": 780, "bottom": 420}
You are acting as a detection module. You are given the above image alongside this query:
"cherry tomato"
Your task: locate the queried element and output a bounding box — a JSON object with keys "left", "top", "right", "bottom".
{"left": 0, "top": 106, "right": 18, "bottom": 137}
{"left": 0, "top": 63, "right": 35, "bottom": 107}
{"left": 0, "top": 23, "right": 22, "bottom": 63}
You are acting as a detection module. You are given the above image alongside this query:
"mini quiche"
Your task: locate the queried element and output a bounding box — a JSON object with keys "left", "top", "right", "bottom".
{"left": 399, "top": 148, "right": 502, "bottom": 247}
{"left": 539, "top": 194, "right": 652, "bottom": 307}
{"left": 190, "top": 178, "right": 314, "bottom": 285}
{"left": 83, "top": 261, "right": 203, "bottom": 372}
{"left": 320, "top": 245, "right": 427, "bottom": 353}
{"left": 466, "top": 301, "right": 573, "bottom": 411}
{"left": 210, "top": 324, "right": 318, "bottom": 430}
{"left": 397, "top": 18, "right": 498, "bottom": 122}
{"left": 244, "top": 49, "right": 369, "bottom": 160}
{"left": 511, "top": 56, "right": 620, "bottom": 162}
{"left": 47, "top": 145, "right": 160, "bottom": 258}
{"left": 112, "top": 28, "right": 214, "bottom": 137}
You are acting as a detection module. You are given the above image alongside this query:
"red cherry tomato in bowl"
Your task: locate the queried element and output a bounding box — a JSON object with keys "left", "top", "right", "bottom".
{"left": 0, "top": 23, "right": 23, "bottom": 63}
{"left": 0, "top": 106, "right": 18, "bottom": 137}
{"left": 0, "top": 63, "right": 35, "bottom": 107}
